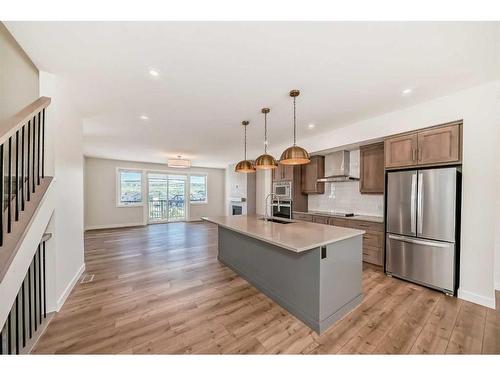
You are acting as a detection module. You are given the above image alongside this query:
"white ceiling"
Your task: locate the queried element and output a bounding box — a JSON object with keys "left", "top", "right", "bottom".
{"left": 6, "top": 22, "right": 500, "bottom": 168}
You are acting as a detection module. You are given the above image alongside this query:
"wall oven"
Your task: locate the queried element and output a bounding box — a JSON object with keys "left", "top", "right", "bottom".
{"left": 272, "top": 181, "right": 292, "bottom": 201}
{"left": 272, "top": 200, "right": 292, "bottom": 220}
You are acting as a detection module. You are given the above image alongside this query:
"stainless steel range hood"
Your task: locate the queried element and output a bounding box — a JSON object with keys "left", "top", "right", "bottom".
{"left": 317, "top": 150, "right": 360, "bottom": 183}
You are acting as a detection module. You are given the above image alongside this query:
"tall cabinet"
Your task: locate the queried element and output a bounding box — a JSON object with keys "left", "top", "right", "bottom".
{"left": 272, "top": 164, "right": 308, "bottom": 212}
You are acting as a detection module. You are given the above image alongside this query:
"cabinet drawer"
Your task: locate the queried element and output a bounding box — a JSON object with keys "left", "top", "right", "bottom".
{"left": 348, "top": 220, "right": 384, "bottom": 232}
{"left": 312, "top": 215, "right": 329, "bottom": 225}
{"left": 329, "top": 218, "right": 348, "bottom": 227}
{"left": 362, "top": 247, "right": 383, "bottom": 266}
{"left": 363, "top": 233, "right": 382, "bottom": 248}
{"left": 293, "top": 213, "right": 313, "bottom": 222}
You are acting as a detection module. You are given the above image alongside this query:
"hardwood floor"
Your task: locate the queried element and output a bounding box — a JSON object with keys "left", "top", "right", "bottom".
{"left": 33, "top": 222, "right": 500, "bottom": 354}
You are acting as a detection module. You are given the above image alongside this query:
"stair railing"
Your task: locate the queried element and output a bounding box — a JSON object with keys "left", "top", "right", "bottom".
{"left": 0, "top": 97, "right": 51, "bottom": 247}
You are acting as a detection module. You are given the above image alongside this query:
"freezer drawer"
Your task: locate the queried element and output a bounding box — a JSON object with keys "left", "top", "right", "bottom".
{"left": 386, "top": 234, "right": 455, "bottom": 292}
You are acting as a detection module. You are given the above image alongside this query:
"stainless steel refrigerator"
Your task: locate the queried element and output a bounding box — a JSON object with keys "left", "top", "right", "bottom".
{"left": 385, "top": 167, "right": 461, "bottom": 295}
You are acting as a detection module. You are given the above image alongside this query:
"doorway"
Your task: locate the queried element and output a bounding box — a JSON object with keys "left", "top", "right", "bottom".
{"left": 147, "top": 173, "right": 187, "bottom": 223}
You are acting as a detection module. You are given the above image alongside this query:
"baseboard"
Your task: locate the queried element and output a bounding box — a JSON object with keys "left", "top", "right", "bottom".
{"left": 458, "top": 289, "right": 496, "bottom": 309}
{"left": 84, "top": 222, "right": 144, "bottom": 231}
{"left": 56, "top": 263, "right": 85, "bottom": 310}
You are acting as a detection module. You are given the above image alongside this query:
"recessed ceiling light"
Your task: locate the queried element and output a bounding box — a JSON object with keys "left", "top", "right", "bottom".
{"left": 140, "top": 115, "right": 149, "bottom": 120}
{"left": 308, "top": 123, "right": 315, "bottom": 129}
{"left": 402, "top": 88, "right": 413, "bottom": 95}
{"left": 149, "top": 69, "right": 159, "bottom": 77}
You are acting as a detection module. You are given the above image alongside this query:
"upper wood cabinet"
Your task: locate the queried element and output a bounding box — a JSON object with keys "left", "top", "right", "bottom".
{"left": 384, "top": 133, "right": 418, "bottom": 168}
{"left": 272, "top": 163, "right": 294, "bottom": 182}
{"left": 384, "top": 122, "right": 462, "bottom": 169}
{"left": 360, "top": 143, "right": 384, "bottom": 194}
{"left": 301, "top": 155, "right": 325, "bottom": 194}
{"left": 417, "top": 125, "right": 461, "bottom": 165}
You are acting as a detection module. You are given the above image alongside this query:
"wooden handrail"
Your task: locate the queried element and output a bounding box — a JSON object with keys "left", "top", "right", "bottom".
{"left": 0, "top": 97, "right": 51, "bottom": 146}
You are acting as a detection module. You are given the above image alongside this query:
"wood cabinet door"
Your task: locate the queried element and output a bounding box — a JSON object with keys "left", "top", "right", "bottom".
{"left": 360, "top": 143, "right": 384, "bottom": 194}
{"left": 417, "top": 124, "right": 461, "bottom": 165}
{"left": 282, "top": 165, "right": 294, "bottom": 181}
{"left": 272, "top": 164, "right": 282, "bottom": 181}
{"left": 301, "top": 155, "right": 325, "bottom": 194}
{"left": 384, "top": 133, "right": 418, "bottom": 169}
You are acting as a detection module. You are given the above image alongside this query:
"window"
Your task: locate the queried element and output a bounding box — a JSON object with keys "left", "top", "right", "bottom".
{"left": 190, "top": 175, "right": 207, "bottom": 203}
{"left": 117, "top": 170, "right": 143, "bottom": 206}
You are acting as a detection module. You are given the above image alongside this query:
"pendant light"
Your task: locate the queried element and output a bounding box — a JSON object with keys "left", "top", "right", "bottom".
{"left": 235, "top": 120, "right": 256, "bottom": 173}
{"left": 255, "top": 108, "right": 278, "bottom": 170}
{"left": 280, "top": 89, "right": 310, "bottom": 165}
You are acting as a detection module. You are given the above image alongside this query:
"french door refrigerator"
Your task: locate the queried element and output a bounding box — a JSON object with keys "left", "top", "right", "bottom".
{"left": 385, "top": 167, "right": 461, "bottom": 295}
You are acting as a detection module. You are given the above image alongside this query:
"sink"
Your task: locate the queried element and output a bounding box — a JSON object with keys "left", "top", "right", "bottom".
{"left": 259, "top": 218, "right": 294, "bottom": 224}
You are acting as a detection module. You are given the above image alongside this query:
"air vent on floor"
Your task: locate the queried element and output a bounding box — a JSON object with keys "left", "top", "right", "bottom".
{"left": 80, "top": 273, "right": 95, "bottom": 284}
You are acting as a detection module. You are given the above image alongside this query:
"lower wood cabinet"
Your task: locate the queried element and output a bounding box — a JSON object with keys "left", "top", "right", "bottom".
{"left": 293, "top": 212, "right": 385, "bottom": 267}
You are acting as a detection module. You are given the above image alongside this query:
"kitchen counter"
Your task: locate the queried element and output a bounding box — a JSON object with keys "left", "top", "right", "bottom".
{"left": 202, "top": 214, "right": 364, "bottom": 334}
{"left": 202, "top": 214, "right": 364, "bottom": 253}
{"left": 294, "top": 210, "right": 384, "bottom": 223}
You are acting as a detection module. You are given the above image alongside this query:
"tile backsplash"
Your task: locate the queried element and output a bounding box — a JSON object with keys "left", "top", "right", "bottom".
{"left": 308, "top": 181, "right": 384, "bottom": 216}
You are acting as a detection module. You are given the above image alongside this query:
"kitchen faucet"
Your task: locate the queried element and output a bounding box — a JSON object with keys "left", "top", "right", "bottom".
{"left": 264, "top": 193, "right": 280, "bottom": 222}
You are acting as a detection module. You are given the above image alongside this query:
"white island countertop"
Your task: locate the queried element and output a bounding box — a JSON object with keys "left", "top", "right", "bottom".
{"left": 202, "top": 215, "right": 364, "bottom": 253}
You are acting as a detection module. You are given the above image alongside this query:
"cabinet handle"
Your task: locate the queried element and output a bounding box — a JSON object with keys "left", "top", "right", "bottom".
{"left": 412, "top": 148, "right": 417, "bottom": 161}
{"left": 418, "top": 148, "right": 422, "bottom": 161}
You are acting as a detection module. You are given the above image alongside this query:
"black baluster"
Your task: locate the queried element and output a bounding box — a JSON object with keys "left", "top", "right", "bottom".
{"left": 32, "top": 116, "right": 36, "bottom": 194}
{"left": 27, "top": 120, "right": 30, "bottom": 202}
{"left": 15, "top": 130, "right": 19, "bottom": 221}
{"left": 42, "top": 109, "right": 45, "bottom": 178}
{"left": 28, "top": 265, "right": 32, "bottom": 339}
{"left": 15, "top": 295, "right": 19, "bottom": 354}
{"left": 21, "top": 126, "right": 25, "bottom": 211}
{"left": 43, "top": 241, "right": 46, "bottom": 318}
{"left": 37, "top": 112, "right": 41, "bottom": 186}
{"left": 7, "top": 137, "right": 12, "bottom": 234}
{"left": 0, "top": 144, "right": 3, "bottom": 247}
{"left": 21, "top": 279, "right": 26, "bottom": 347}
{"left": 38, "top": 245, "right": 42, "bottom": 324}
{"left": 7, "top": 313, "right": 11, "bottom": 355}
{"left": 33, "top": 254, "right": 37, "bottom": 331}
{"left": 0, "top": 326, "right": 3, "bottom": 354}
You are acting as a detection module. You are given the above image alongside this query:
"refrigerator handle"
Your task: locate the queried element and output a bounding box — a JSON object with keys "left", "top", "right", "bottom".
{"left": 388, "top": 234, "right": 451, "bottom": 248}
{"left": 410, "top": 173, "right": 417, "bottom": 235}
{"left": 417, "top": 171, "right": 423, "bottom": 236}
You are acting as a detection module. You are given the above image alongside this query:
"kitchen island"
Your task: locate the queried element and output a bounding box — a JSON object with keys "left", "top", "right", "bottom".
{"left": 202, "top": 215, "right": 364, "bottom": 334}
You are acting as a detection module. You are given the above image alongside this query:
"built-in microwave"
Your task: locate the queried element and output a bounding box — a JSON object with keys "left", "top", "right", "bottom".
{"left": 272, "top": 181, "right": 292, "bottom": 200}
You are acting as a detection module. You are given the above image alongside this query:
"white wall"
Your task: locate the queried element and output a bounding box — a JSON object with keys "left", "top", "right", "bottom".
{"left": 495, "top": 129, "right": 500, "bottom": 291}
{"left": 40, "top": 72, "right": 85, "bottom": 309}
{"left": 84, "top": 157, "right": 225, "bottom": 229}
{"left": 262, "top": 80, "right": 500, "bottom": 308}
{"left": 255, "top": 169, "right": 272, "bottom": 215}
{"left": 0, "top": 22, "right": 38, "bottom": 121}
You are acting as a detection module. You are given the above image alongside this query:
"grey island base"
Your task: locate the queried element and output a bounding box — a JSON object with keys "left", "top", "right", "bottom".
{"left": 202, "top": 215, "right": 364, "bottom": 334}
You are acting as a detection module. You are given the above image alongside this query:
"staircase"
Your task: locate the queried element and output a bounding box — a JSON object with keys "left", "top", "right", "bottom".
{"left": 0, "top": 97, "right": 54, "bottom": 354}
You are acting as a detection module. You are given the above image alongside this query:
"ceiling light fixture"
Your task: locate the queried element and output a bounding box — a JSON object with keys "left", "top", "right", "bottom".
{"left": 168, "top": 155, "right": 191, "bottom": 169}
{"left": 255, "top": 108, "right": 278, "bottom": 170}
{"left": 280, "top": 90, "right": 310, "bottom": 165}
{"left": 140, "top": 115, "right": 149, "bottom": 120}
{"left": 149, "top": 69, "right": 159, "bottom": 77}
{"left": 402, "top": 88, "right": 413, "bottom": 95}
{"left": 235, "top": 121, "right": 256, "bottom": 173}
{"left": 308, "top": 123, "right": 315, "bottom": 129}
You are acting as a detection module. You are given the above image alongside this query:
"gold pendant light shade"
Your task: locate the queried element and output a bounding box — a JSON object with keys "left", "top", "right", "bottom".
{"left": 279, "top": 145, "right": 310, "bottom": 165}
{"left": 235, "top": 120, "right": 256, "bottom": 173}
{"left": 280, "top": 89, "right": 310, "bottom": 165}
{"left": 255, "top": 107, "right": 278, "bottom": 170}
{"left": 235, "top": 159, "right": 256, "bottom": 173}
